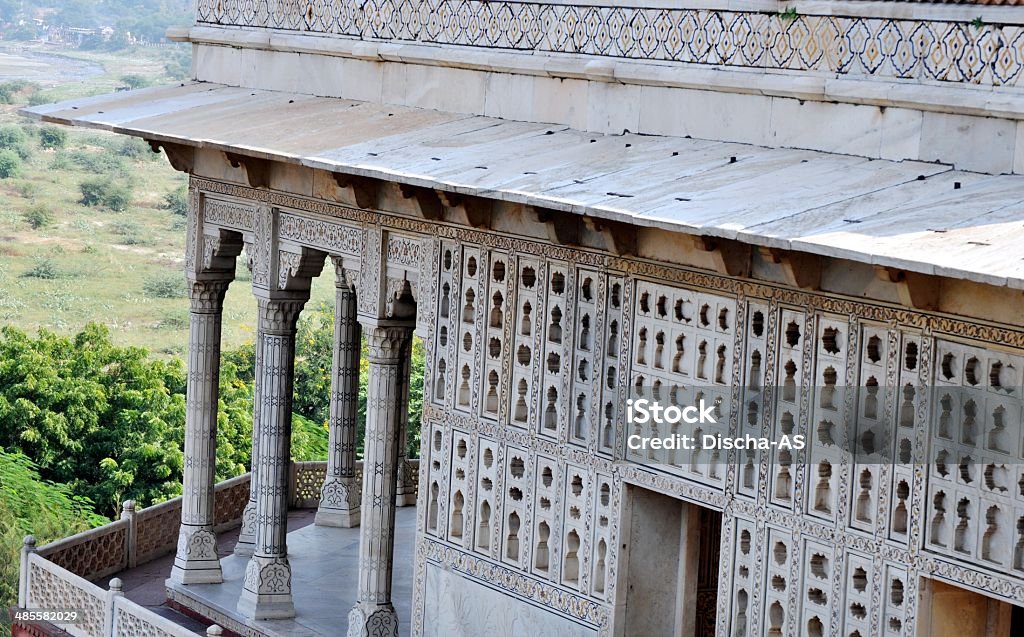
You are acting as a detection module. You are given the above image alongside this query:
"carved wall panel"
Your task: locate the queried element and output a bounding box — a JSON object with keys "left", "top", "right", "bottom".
{"left": 191, "top": 176, "right": 1024, "bottom": 637}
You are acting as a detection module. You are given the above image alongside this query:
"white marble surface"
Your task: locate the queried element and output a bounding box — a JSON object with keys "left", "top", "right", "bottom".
{"left": 26, "top": 81, "right": 1024, "bottom": 289}
{"left": 423, "top": 562, "right": 597, "bottom": 637}
{"left": 169, "top": 507, "right": 417, "bottom": 637}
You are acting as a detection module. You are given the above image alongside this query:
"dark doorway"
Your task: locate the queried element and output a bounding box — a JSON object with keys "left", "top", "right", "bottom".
{"left": 619, "top": 485, "right": 723, "bottom": 637}
{"left": 694, "top": 507, "right": 722, "bottom": 637}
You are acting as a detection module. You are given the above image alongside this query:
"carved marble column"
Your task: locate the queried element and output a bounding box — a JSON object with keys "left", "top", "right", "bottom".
{"left": 237, "top": 296, "right": 306, "bottom": 620}
{"left": 233, "top": 322, "right": 262, "bottom": 557}
{"left": 394, "top": 339, "right": 416, "bottom": 507}
{"left": 170, "top": 278, "right": 232, "bottom": 585}
{"left": 348, "top": 324, "right": 414, "bottom": 637}
{"left": 316, "top": 265, "right": 362, "bottom": 528}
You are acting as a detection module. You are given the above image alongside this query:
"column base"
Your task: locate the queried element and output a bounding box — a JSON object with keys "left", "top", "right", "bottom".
{"left": 169, "top": 527, "right": 223, "bottom": 585}
{"left": 315, "top": 507, "right": 361, "bottom": 528}
{"left": 347, "top": 603, "right": 399, "bottom": 637}
{"left": 233, "top": 500, "right": 257, "bottom": 556}
{"left": 316, "top": 477, "right": 361, "bottom": 527}
{"left": 237, "top": 555, "right": 295, "bottom": 620}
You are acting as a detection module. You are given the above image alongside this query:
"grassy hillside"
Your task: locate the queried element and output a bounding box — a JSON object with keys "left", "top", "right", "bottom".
{"left": 0, "top": 43, "right": 334, "bottom": 354}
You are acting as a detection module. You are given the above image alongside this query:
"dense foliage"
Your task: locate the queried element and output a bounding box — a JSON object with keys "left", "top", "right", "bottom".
{"left": 0, "top": 317, "right": 424, "bottom": 518}
{"left": 0, "top": 447, "right": 107, "bottom": 626}
{"left": 0, "top": 324, "right": 228, "bottom": 516}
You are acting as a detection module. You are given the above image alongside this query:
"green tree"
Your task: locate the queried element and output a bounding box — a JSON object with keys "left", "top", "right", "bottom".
{"left": 0, "top": 324, "right": 253, "bottom": 517}
{"left": 0, "top": 448, "right": 107, "bottom": 623}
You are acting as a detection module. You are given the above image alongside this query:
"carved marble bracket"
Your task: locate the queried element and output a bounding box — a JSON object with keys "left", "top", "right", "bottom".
{"left": 689, "top": 235, "right": 751, "bottom": 278}
{"left": 875, "top": 266, "right": 939, "bottom": 311}
{"left": 225, "top": 152, "right": 270, "bottom": 189}
{"left": 148, "top": 140, "right": 194, "bottom": 173}
{"left": 332, "top": 256, "right": 357, "bottom": 291}
{"left": 332, "top": 172, "right": 379, "bottom": 209}
{"left": 276, "top": 247, "right": 327, "bottom": 293}
{"left": 582, "top": 217, "right": 637, "bottom": 256}
{"left": 536, "top": 207, "right": 581, "bottom": 246}
{"left": 437, "top": 191, "right": 491, "bottom": 228}
{"left": 199, "top": 229, "right": 244, "bottom": 277}
{"left": 384, "top": 277, "right": 416, "bottom": 320}
{"left": 760, "top": 247, "right": 822, "bottom": 290}
{"left": 399, "top": 184, "right": 444, "bottom": 220}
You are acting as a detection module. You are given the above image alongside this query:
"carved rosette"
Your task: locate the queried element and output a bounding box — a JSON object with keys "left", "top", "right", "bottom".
{"left": 320, "top": 478, "right": 352, "bottom": 508}
{"left": 184, "top": 528, "right": 217, "bottom": 560}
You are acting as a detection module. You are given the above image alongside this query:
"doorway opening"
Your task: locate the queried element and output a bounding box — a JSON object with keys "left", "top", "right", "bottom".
{"left": 918, "top": 578, "right": 1023, "bottom": 636}
{"left": 619, "top": 485, "right": 722, "bottom": 637}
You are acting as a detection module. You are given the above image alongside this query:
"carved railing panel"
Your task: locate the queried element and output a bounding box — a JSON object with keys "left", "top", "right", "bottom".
{"left": 38, "top": 522, "right": 129, "bottom": 584}
{"left": 194, "top": 1, "right": 1024, "bottom": 90}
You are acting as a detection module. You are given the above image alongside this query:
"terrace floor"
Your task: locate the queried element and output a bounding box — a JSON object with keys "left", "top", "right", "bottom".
{"left": 110, "top": 507, "right": 418, "bottom": 637}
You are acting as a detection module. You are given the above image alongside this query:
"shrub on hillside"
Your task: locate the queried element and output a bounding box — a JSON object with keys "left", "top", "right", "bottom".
{"left": 39, "top": 126, "right": 67, "bottom": 150}
{"left": 0, "top": 124, "right": 32, "bottom": 159}
{"left": 0, "top": 124, "right": 27, "bottom": 149}
{"left": 0, "top": 150, "right": 21, "bottom": 179}
{"left": 120, "top": 74, "right": 151, "bottom": 90}
{"left": 143, "top": 271, "right": 187, "bottom": 299}
{"left": 68, "top": 149, "right": 128, "bottom": 176}
{"left": 78, "top": 177, "right": 108, "bottom": 206}
{"left": 23, "top": 205, "right": 53, "bottom": 230}
{"left": 27, "top": 92, "right": 51, "bottom": 107}
{"left": 119, "top": 137, "right": 155, "bottom": 160}
{"left": 104, "top": 185, "right": 132, "bottom": 212}
{"left": 164, "top": 184, "right": 188, "bottom": 216}
{"left": 22, "top": 258, "right": 59, "bottom": 279}
{"left": 79, "top": 178, "right": 133, "bottom": 211}
{"left": 0, "top": 80, "right": 35, "bottom": 104}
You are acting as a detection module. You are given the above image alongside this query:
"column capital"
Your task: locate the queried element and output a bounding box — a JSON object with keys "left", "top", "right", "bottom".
{"left": 188, "top": 278, "right": 232, "bottom": 314}
{"left": 364, "top": 324, "right": 414, "bottom": 364}
{"left": 256, "top": 295, "right": 307, "bottom": 335}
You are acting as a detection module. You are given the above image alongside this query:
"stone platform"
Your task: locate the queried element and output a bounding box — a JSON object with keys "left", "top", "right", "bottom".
{"left": 166, "top": 507, "right": 417, "bottom": 637}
